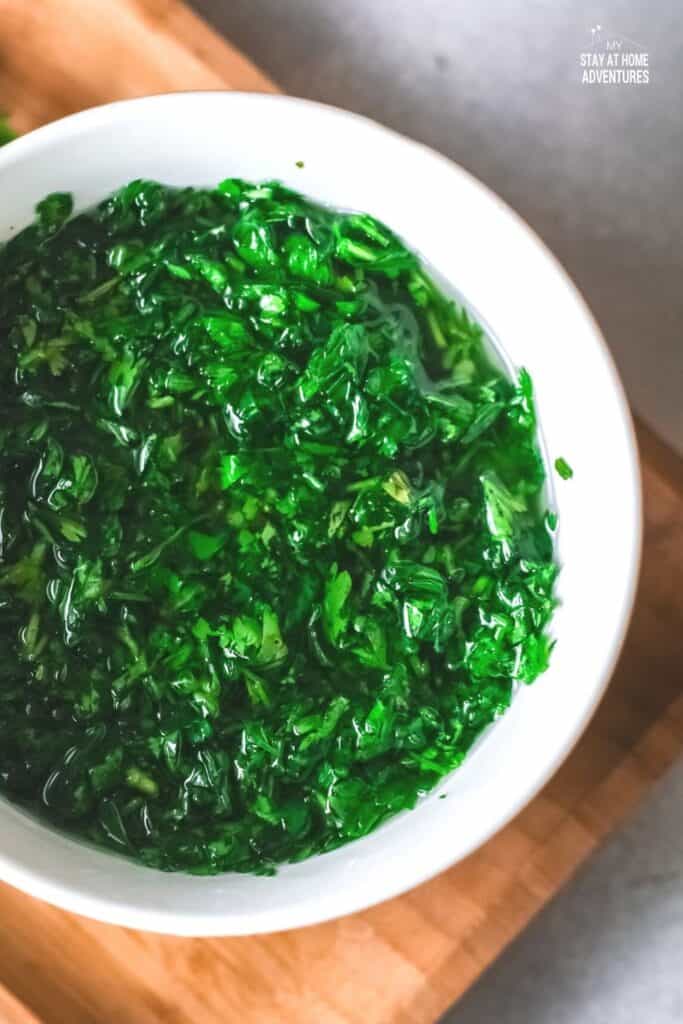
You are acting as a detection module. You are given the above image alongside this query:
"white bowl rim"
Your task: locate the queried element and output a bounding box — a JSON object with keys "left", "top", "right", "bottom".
{"left": 0, "top": 91, "right": 642, "bottom": 936}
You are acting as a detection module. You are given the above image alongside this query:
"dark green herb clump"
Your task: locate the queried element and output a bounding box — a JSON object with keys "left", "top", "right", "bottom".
{"left": 0, "top": 179, "right": 557, "bottom": 874}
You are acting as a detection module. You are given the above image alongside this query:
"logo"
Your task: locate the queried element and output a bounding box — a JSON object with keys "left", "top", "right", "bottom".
{"left": 579, "top": 25, "right": 650, "bottom": 85}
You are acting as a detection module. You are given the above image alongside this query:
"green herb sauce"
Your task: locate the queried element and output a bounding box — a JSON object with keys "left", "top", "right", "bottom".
{"left": 0, "top": 179, "right": 557, "bottom": 874}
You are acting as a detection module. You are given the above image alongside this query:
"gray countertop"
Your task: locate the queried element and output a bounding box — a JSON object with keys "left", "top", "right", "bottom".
{"left": 192, "top": 1, "right": 682, "bottom": 1018}
{"left": 443, "top": 761, "right": 683, "bottom": 1024}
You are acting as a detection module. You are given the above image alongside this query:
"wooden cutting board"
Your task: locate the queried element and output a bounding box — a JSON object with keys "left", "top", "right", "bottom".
{"left": 0, "top": 3, "right": 682, "bottom": 1023}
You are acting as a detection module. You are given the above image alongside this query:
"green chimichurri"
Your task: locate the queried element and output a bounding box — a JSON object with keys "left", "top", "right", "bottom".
{"left": 0, "top": 179, "right": 557, "bottom": 874}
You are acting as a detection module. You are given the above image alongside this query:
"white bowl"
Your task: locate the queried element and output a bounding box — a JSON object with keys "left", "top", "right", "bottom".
{"left": 0, "top": 92, "right": 641, "bottom": 936}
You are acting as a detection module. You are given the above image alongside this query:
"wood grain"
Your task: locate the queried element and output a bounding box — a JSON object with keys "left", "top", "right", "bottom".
{"left": 0, "top": 3, "right": 681, "bottom": 1022}
{"left": 0, "top": 988, "right": 40, "bottom": 1024}
{"left": 0, "top": 0, "right": 275, "bottom": 134}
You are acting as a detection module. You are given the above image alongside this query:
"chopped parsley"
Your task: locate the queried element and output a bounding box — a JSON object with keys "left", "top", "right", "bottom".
{"left": 554, "top": 457, "right": 574, "bottom": 480}
{"left": 0, "top": 179, "right": 558, "bottom": 874}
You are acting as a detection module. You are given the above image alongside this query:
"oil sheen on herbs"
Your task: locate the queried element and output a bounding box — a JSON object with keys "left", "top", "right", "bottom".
{"left": 0, "top": 179, "right": 557, "bottom": 874}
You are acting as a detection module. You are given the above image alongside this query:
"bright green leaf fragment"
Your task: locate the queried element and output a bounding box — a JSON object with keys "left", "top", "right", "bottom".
{"left": 0, "top": 176, "right": 559, "bottom": 877}
{"left": 554, "top": 456, "right": 573, "bottom": 480}
{"left": 480, "top": 472, "right": 527, "bottom": 543}
{"left": 323, "top": 567, "right": 352, "bottom": 644}
{"left": 188, "top": 530, "right": 225, "bottom": 561}
{"left": 257, "top": 607, "right": 288, "bottom": 665}
{"left": 219, "top": 453, "right": 248, "bottom": 489}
